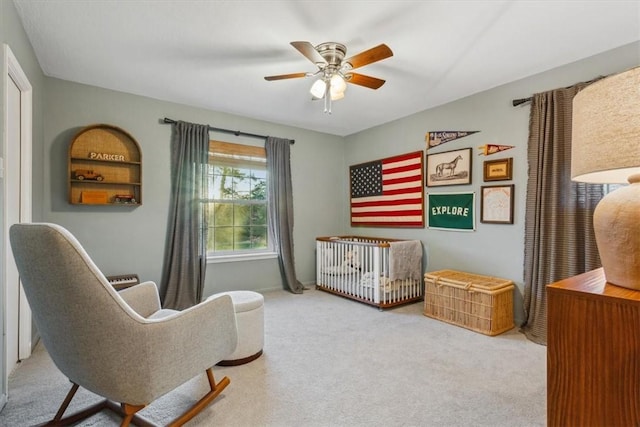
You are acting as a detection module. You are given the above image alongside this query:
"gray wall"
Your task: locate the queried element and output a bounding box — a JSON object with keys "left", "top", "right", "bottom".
{"left": 345, "top": 41, "right": 640, "bottom": 325}
{"left": 43, "top": 78, "right": 345, "bottom": 297}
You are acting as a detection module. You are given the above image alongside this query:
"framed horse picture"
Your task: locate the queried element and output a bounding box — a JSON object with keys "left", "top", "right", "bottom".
{"left": 426, "top": 147, "right": 472, "bottom": 187}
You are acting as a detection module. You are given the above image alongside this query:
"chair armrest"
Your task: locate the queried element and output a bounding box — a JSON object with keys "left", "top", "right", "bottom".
{"left": 143, "top": 294, "right": 238, "bottom": 376}
{"left": 94, "top": 293, "right": 238, "bottom": 404}
{"left": 118, "top": 281, "right": 161, "bottom": 318}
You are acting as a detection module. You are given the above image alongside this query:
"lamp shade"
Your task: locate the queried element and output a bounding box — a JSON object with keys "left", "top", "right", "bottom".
{"left": 571, "top": 66, "right": 640, "bottom": 290}
{"left": 571, "top": 66, "right": 640, "bottom": 183}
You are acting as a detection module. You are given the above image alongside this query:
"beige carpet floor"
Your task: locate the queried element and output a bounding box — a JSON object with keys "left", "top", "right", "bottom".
{"left": 0, "top": 286, "right": 546, "bottom": 426}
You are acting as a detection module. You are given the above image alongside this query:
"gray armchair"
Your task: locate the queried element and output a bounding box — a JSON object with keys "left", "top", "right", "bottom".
{"left": 9, "top": 223, "right": 238, "bottom": 426}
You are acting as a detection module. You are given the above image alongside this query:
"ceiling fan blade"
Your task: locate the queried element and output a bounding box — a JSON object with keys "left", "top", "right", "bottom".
{"left": 344, "top": 44, "right": 393, "bottom": 70}
{"left": 264, "top": 72, "right": 308, "bottom": 81}
{"left": 290, "top": 41, "right": 327, "bottom": 66}
{"left": 345, "top": 73, "right": 386, "bottom": 90}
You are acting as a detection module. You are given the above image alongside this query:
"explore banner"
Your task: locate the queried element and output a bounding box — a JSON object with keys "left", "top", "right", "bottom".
{"left": 427, "top": 192, "right": 475, "bottom": 231}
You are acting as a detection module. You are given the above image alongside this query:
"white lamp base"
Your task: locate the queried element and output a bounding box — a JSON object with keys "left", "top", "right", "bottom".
{"left": 593, "top": 173, "right": 640, "bottom": 289}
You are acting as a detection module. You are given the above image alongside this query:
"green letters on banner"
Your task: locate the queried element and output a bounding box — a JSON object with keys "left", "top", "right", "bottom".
{"left": 428, "top": 192, "right": 475, "bottom": 231}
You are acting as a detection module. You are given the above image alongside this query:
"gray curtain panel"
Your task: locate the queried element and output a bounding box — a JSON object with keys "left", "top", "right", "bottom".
{"left": 161, "top": 121, "right": 210, "bottom": 309}
{"left": 266, "top": 136, "right": 305, "bottom": 294}
{"left": 521, "top": 82, "right": 604, "bottom": 345}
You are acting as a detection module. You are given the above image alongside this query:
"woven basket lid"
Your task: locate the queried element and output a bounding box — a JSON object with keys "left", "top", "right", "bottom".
{"left": 424, "top": 269, "right": 513, "bottom": 292}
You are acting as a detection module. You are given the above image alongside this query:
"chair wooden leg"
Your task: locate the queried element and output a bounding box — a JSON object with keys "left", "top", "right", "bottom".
{"left": 40, "top": 382, "right": 109, "bottom": 427}
{"left": 52, "top": 382, "right": 79, "bottom": 422}
{"left": 120, "top": 403, "right": 147, "bottom": 427}
{"left": 104, "top": 401, "right": 158, "bottom": 427}
{"left": 167, "top": 368, "right": 230, "bottom": 427}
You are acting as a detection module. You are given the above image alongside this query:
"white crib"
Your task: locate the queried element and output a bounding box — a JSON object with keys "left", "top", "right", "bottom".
{"left": 315, "top": 236, "right": 423, "bottom": 309}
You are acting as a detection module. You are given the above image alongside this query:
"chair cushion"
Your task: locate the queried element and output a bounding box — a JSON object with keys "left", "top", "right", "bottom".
{"left": 147, "top": 309, "right": 179, "bottom": 320}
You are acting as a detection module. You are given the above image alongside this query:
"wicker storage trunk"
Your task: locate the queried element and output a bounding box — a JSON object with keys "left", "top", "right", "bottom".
{"left": 423, "top": 270, "right": 514, "bottom": 336}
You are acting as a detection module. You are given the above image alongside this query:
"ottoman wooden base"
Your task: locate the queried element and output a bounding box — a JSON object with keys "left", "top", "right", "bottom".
{"left": 217, "top": 349, "right": 263, "bottom": 366}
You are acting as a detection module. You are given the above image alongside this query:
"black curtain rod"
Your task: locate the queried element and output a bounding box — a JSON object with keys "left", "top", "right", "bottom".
{"left": 162, "top": 118, "right": 294, "bottom": 144}
{"left": 512, "top": 74, "right": 612, "bottom": 108}
{"left": 512, "top": 97, "right": 532, "bottom": 107}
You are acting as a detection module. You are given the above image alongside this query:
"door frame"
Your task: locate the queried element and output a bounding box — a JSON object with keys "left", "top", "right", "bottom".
{"left": 2, "top": 43, "right": 33, "bottom": 401}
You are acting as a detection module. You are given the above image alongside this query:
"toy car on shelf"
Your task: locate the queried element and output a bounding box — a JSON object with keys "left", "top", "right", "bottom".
{"left": 73, "top": 169, "right": 103, "bottom": 181}
{"left": 114, "top": 194, "right": 136, "bottom": 204}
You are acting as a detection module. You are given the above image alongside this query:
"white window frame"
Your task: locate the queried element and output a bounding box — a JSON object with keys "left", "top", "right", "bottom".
{"left": 205, "top": 140, "right": 277, "bottom": 263}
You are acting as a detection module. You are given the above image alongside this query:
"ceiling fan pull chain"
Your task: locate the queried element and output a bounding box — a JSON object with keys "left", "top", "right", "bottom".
{"left": 324, "top": 79, "right": 331, "bottom": 114}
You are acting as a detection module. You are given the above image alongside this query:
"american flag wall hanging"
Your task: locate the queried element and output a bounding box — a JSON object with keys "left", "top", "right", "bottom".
{"left": 350, "top": 150, "right": 425, "bottom": 227}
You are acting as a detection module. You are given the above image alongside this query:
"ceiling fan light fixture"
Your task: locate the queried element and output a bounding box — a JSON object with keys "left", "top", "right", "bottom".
{"left": 309, "top": 79, "right": 327, "bottom": 99}
{"left": 330, "top": 74, "right": 347, "bottom": 94}
{"left": 330, "top": 90, "right": 345, "bottom": 101}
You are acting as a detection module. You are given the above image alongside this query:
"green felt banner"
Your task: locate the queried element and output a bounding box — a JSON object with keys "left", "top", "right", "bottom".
{"left": 427, "top": 192, "right": 475, "bottom": 231}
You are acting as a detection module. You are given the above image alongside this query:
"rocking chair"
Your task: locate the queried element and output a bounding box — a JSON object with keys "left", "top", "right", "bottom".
{"left": 9, "top": 223, "right": 238, "bottom": 426}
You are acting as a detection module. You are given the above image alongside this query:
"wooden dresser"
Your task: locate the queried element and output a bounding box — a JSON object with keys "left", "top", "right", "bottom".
{"left": 547, "top": 268, "right": 640, "bottom": 426}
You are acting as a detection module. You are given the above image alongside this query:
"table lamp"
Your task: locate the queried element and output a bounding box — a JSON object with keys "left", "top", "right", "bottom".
{"left": 571, "top": 66, "right": 640, "bottom": 289}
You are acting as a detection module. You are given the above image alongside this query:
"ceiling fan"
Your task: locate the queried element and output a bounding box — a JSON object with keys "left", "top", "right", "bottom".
{"left": 264, "top": 41, "right": 393, "bottom": 113}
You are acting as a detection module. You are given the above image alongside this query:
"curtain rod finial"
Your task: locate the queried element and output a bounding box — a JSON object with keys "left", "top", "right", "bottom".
{"left": 512, "top": 98, "right": 532, "bottom": 107}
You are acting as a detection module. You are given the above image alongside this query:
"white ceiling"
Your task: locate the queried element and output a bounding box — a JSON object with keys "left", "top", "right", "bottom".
{"left": 13, "top": 0, "right": 640, "bottom": 137}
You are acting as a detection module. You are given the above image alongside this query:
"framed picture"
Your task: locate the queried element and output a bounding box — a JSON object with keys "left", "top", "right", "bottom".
{"left": 480, "top": 184, "right": 514, "bottom": 224}
{"left": 483, "top": 157, "right": 513, "bottom": 181}
{"left": 427, "top": 192, "right": 475, "bottom": 231}
{"left": 426, "top": 147, "right": 472, "bottom": 187}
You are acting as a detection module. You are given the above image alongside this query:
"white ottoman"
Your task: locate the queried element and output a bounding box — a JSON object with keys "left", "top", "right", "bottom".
{"left": 216, "top": 291, "right": 264, "bottom": 366}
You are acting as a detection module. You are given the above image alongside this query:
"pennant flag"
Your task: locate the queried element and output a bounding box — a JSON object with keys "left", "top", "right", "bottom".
{"left": 426, "top": 131, "right": 479, "bottom": 149}
{"left": 477, "top": 144, "right": 515, "bottom": 156}
{"left": 350, "top": 151, "right": 424, "bottom": 228}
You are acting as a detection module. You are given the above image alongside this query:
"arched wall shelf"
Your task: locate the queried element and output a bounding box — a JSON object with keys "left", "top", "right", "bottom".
{"left": 68, "top": 124, "right": 142, "bottom": 206}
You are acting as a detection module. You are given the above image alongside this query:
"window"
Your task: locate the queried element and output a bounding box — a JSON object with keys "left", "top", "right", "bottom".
{"left": 205, "top": 140, "right": 273, "bottom": 259}
{"left": 604, "top": 183, "right": 626, "bottom": 194}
